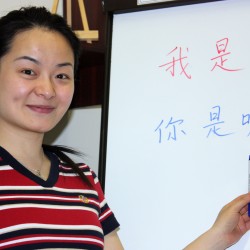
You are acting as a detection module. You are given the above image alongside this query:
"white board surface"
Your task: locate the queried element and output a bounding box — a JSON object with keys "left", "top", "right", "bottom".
{"left": 104, "top": 0, "right": 250, "bottom": 249}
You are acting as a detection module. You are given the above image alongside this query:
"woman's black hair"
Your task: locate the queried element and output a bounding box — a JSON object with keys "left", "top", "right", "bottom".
{"left": 0, "top": 6, "right": 91, "bottom": 186}
{"left": 42, "top": 145, "right": 91, "bottom": 186}
{"left": 0, "top": 6, "right": 81, "bottom": 73}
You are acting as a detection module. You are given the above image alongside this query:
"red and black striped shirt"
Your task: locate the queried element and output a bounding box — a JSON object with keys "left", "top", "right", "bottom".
{"left": 0, "top": 146, "right": 120, "bottom": 249}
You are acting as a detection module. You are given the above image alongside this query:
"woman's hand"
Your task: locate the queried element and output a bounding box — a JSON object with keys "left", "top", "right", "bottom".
{"left": 212, "top": 193, "right": 250, "bottom": 247}
{"left": 184, "top": 193, "right": 250, "bottom": 250}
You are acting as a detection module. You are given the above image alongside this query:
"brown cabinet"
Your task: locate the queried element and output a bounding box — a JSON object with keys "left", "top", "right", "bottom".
{"left": 64, "top": 0, "right": 108, "bottom": 108}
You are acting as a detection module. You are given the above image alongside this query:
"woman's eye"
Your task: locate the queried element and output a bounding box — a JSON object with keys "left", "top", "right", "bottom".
{"left": 56, "top": 74, "right": 69, "bottom": 80}
{"left": 22, "top": 69, "right": 35, "bottom": 75}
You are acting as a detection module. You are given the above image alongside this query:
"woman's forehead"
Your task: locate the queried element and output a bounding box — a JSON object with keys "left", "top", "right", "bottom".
{"left": 7, "top": 28, "right": 74, "bottom": 64}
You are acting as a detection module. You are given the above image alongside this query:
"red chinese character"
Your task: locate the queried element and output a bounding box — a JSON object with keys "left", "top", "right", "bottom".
{"left": 211, "top": 38, "right": 242, "bottom": 72}
{"left": 159, "top": 46, "right": 191, "bottom": 79}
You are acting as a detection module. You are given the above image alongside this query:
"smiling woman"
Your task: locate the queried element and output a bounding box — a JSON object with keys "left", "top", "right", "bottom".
{"left": 0, "top": 6, "right": 123, "bottom": 250}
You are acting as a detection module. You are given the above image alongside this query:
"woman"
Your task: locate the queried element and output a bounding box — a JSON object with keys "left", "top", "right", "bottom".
{"left": 0, "top": 6, "right": 123, "bottom": 250}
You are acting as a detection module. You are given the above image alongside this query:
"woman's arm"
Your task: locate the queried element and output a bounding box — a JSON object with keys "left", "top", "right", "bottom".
{"left": 104, "top": 229, "right": 124, "bottom": 250}
{"left": 184, "top": 193, "right": 250, "bottom": 250}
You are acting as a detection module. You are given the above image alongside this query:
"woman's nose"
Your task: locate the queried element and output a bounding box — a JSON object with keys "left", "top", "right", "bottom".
{"left": 34, "top": 77, "right": 56, "bottom": 99}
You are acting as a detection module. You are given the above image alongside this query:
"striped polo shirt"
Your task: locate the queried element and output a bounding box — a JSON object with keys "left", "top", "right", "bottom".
{"left": 0, "top": 146, "right": 120, "bottom": 249}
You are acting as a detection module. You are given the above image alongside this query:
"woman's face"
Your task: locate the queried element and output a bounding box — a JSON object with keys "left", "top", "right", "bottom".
{"left": 0, "top": 28, "right": 75, "bottom": 134}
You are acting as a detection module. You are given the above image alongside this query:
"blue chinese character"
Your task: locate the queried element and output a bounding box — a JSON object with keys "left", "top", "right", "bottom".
{"left": 155, "top": 117, "right": 186, "bottom": 143}
{"left": 242, "top": 114, "right": 250, "bottom": 136}
{"left": 203, "top": 105, "right": 233, "bottom": 138}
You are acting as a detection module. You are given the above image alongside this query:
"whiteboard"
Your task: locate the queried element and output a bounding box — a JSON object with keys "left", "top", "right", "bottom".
{"left": 104, "top": 0, "right": 250, "bottom": 249}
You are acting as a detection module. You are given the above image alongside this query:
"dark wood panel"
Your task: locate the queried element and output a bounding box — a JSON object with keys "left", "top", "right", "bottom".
{"left": 63, "top": 0, "right": 108, "bottom": 108}
{"left": 71, "top": 51, "right": 105, "bottom": 108}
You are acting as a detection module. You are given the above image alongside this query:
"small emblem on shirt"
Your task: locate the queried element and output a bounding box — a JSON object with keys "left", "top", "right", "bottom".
{"left": 79, "top": 195, "right": 89, "bottom": 203}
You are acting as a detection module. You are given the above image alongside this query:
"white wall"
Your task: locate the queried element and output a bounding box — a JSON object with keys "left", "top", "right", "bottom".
{"left": 0, "top": 1, "right": 102, "bottom": 174}
{"left": 0, "top": 0, "right": 63, "bottom": 16}
{"left": 44, "top": 107, "right": 102, "bottom": 174}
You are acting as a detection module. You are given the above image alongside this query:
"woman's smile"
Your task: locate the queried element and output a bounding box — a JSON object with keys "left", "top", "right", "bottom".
{"left": 26, "top": 104, "right": 55, "bottom": 114}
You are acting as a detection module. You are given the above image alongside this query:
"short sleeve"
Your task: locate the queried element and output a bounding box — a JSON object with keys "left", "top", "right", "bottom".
{"left": 86, "top": 167, "right": 120, "bottom": 235}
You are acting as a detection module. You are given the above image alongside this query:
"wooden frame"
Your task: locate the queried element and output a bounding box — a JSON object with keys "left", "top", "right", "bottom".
{"left": 102, "top": 0, "right": 225, "bottom": 13}
{"left": 52, "top": 0, "right": 99, "bottom": 43}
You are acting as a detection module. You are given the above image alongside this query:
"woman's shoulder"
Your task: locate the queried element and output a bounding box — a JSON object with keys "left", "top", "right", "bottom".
{"left": 58, "top": 161, "right": 99, "bottom": 185}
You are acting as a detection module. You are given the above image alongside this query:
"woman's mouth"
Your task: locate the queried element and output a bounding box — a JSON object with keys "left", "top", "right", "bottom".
{"left": 27, "top": 105, "right": 55, "bottom": 114}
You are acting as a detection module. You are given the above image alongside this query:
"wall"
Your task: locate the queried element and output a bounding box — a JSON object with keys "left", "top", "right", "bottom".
{"left": 0, "top": 0, "right": 63, "bottom": 16}
{"left": 44, "top": 106, "right": 101, "bottom": 173}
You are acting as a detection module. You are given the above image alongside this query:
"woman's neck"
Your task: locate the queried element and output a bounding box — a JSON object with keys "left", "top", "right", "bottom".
{"left": 0, "top": 126, "right": 51, "bottom": 180}
{"left": 0, "top": 123, "right": 44, "bottom": 153}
